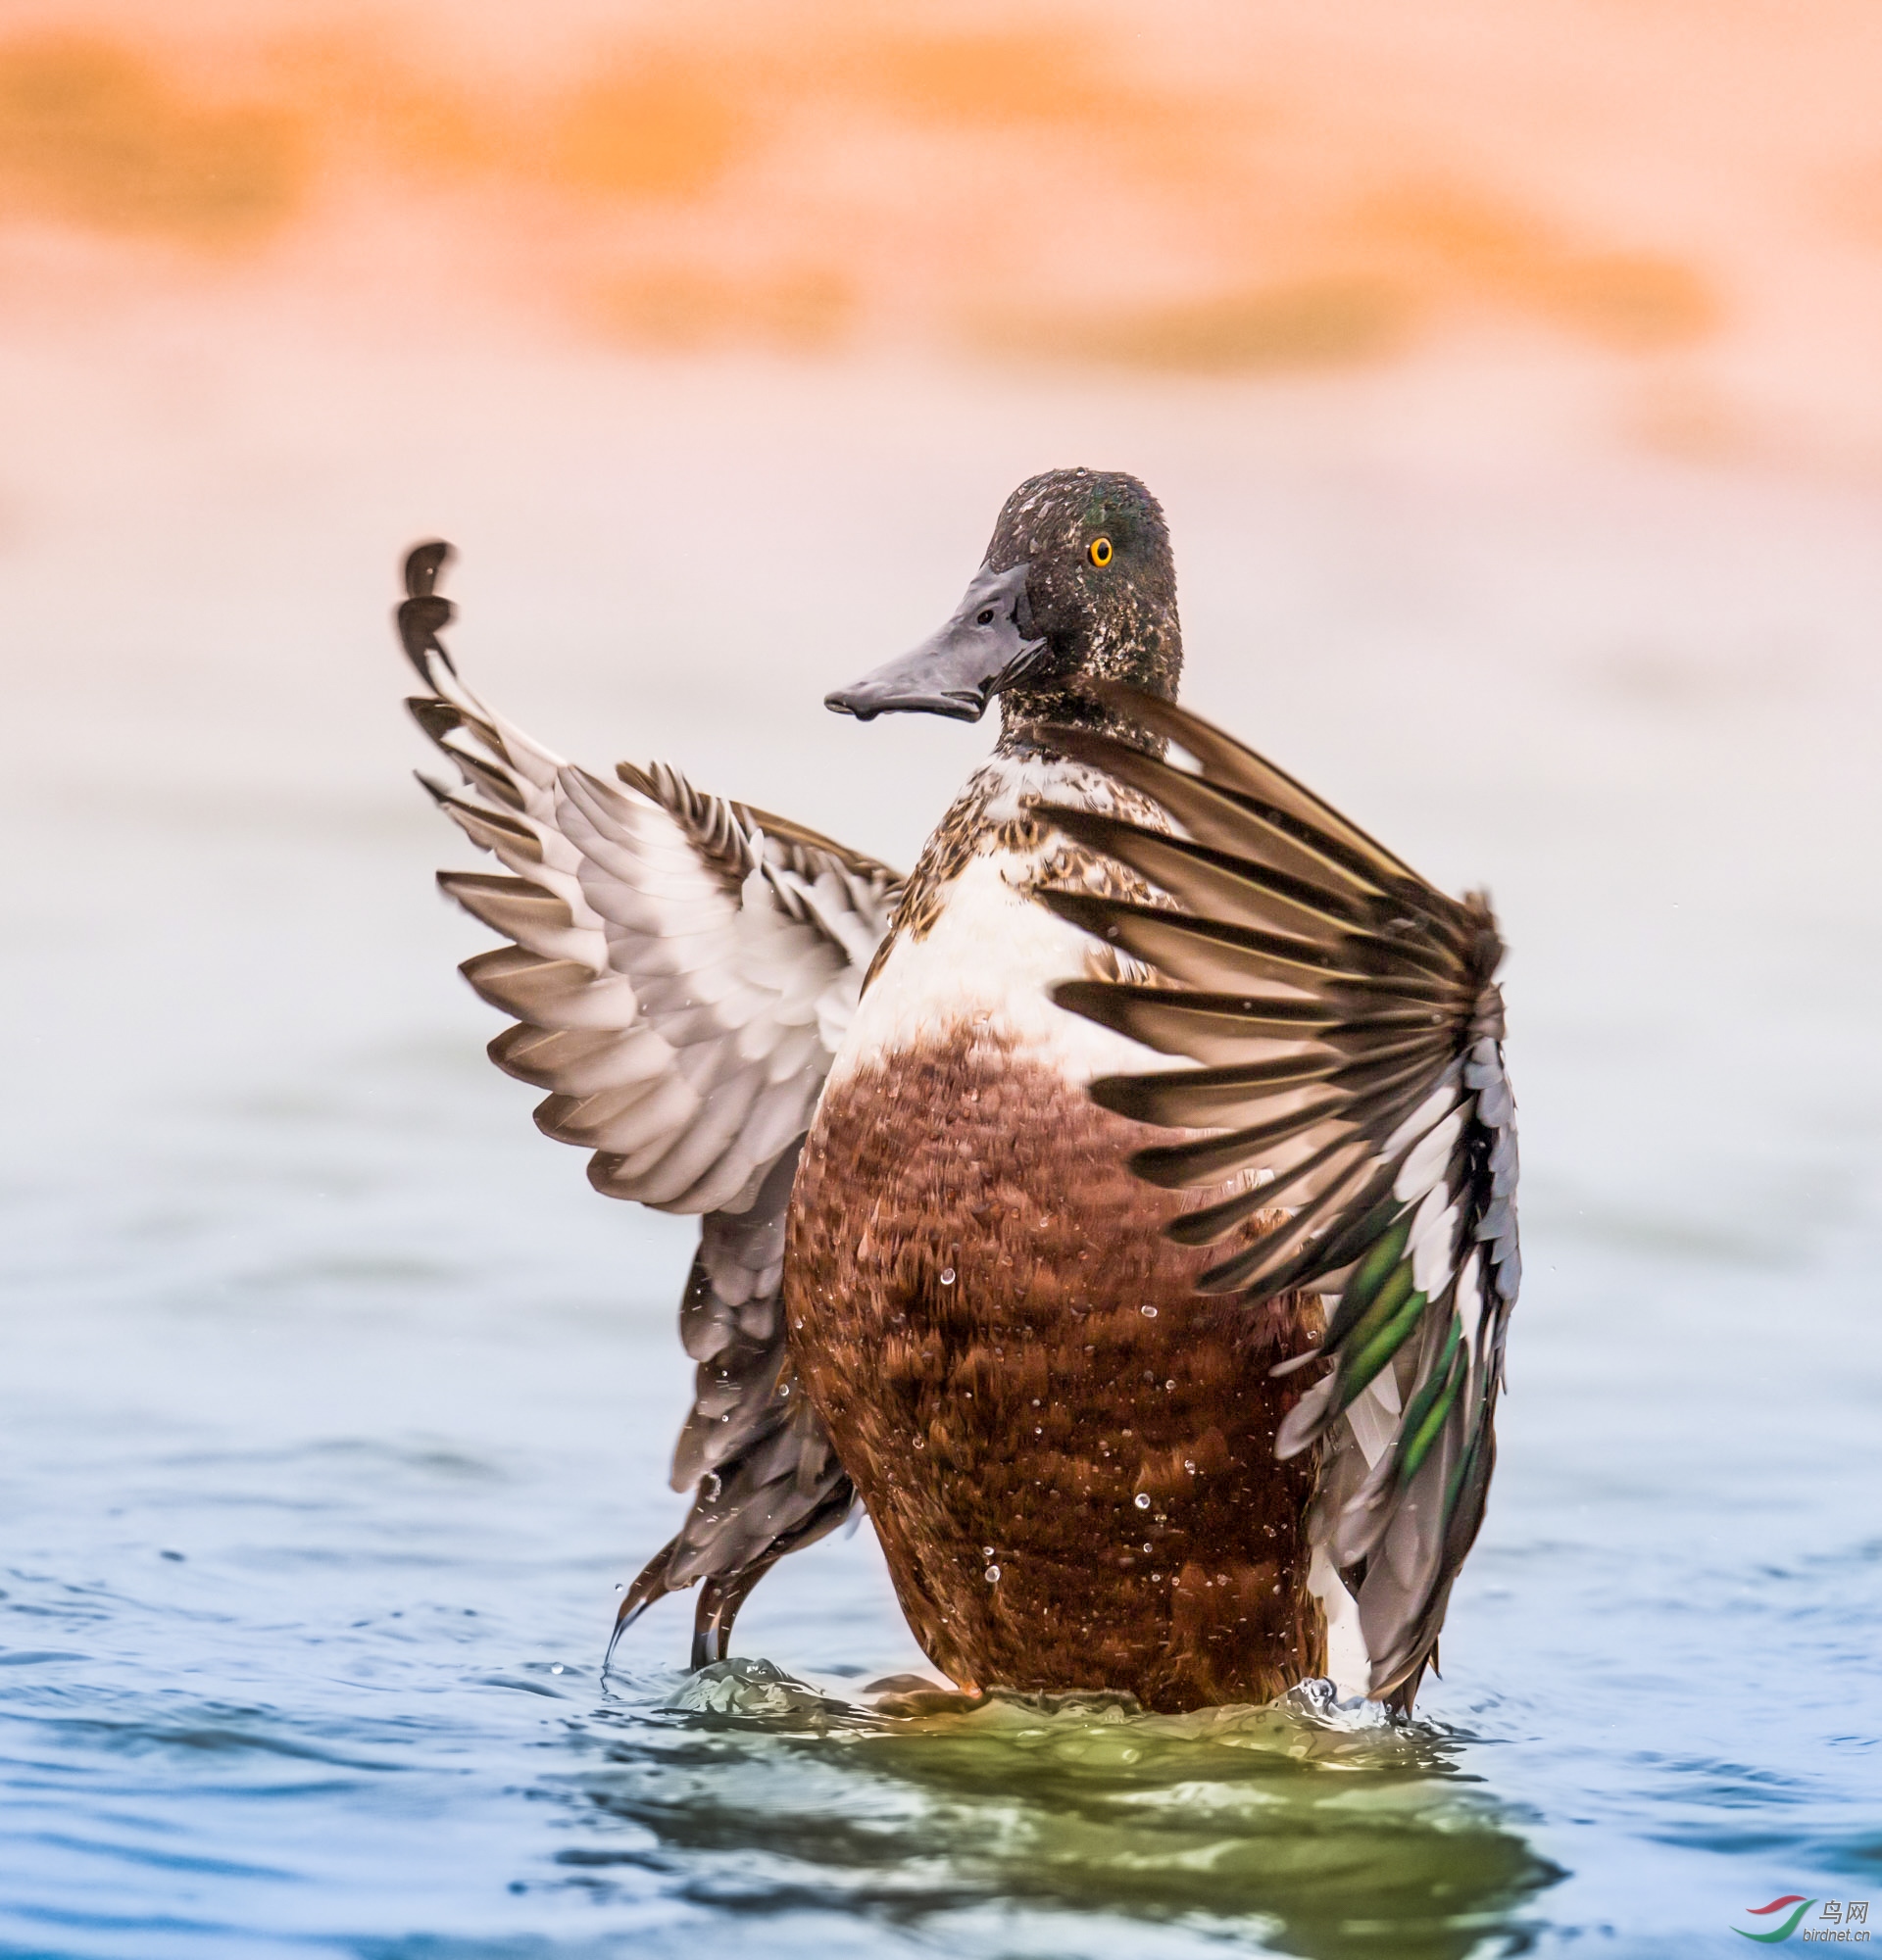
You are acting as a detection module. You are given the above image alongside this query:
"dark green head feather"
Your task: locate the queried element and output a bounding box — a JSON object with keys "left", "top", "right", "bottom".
{"left": 985, "top": 467, "right": 1182, "bottom": 747}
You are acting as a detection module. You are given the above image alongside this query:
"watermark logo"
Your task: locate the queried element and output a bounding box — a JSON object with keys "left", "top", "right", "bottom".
{"left": 1732, "top": 1897, "right": 1870, "bottom": 1943}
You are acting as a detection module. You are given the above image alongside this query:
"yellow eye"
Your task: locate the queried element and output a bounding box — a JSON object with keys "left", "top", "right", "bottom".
{"left": 1088, "top": 536, "right": 1113, "bottom": 567}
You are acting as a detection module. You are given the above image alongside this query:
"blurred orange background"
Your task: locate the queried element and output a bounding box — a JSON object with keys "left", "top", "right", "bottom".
{"left": 2, "top": 0, "right": 1879, "bottom": 465}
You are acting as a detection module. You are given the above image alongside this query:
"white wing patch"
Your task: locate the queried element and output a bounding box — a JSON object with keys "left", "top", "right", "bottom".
{"left": 1408, "top": 1183, "right": 1461, "bottom": 1300}
{"left": 1393, "top": 1104, "right": 1465, "bottom": 1205}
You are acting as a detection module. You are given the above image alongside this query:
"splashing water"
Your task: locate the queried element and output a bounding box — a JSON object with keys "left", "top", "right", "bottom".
{"left": 571, "top": 1661, "right": 1560, "bottom": 1958}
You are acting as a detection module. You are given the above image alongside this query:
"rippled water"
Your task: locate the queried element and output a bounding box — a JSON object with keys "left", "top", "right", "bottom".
{"left": 3, "top": 330, "right": 1880, "bottom": 1956}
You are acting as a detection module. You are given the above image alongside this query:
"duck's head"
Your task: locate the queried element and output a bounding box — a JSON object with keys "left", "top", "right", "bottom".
{"left": 825, "top": 467, "right": 1181, "bottom": 747}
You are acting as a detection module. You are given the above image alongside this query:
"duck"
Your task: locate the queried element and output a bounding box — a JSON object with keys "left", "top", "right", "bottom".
{"left": 398, "top": 467, "right": 1519, "bottom": 1715}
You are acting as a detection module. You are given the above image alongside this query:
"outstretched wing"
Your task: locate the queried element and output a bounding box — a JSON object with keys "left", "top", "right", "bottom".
{"left": 1035, "top": 686, "right": 1518, "bottom": 1707}
{"left": 396, "top": 542, "right": 903, "bottom": 1664}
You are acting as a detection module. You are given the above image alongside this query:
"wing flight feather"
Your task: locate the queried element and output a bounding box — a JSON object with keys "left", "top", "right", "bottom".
{"left": 1037, "top": 686, "right": 1518, "bottom": 1707}
{"left": 397, "top": 541, "right": 902, "bottom": 1666}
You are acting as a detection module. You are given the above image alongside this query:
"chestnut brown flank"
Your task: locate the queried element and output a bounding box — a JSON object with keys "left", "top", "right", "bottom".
{"left": 785, "top": 1033, "right": 1328, "bottom": 1712}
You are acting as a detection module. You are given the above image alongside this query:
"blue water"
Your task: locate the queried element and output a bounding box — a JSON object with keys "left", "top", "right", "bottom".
{"left": 2, "top": 338, "right": 1880, "bottom": 1956}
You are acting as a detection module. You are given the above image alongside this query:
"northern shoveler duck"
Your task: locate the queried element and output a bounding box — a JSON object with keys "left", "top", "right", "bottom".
{"left": 398, "top": 468, "right": 1518, "bottom": 1714}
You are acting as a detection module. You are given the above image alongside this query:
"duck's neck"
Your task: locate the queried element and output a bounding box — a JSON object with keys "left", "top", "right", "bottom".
{"left": 995, "top": 600, "right": 1183, "bottom": 758}
{"left": 996, "top": 692, "right": 1170, "bottom": 760}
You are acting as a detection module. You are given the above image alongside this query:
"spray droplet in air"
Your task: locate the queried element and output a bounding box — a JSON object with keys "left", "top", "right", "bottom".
{"left": 1140, "top": 1303, "right": 1158, "bottom": 1318}
{"left": 940, "top": 1267, "right": 956, "bottom": 1285}
{"left": 984, "top": 1565, "right": 1001, "bottom": 1583}
{"left": 1134, "top": 1493, "right": 1152, "bottom": 1510}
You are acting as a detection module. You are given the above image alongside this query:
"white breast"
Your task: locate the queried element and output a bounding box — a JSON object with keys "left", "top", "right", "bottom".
{"left": 825, "top": 755, "right": 1179, "bottom": 1093}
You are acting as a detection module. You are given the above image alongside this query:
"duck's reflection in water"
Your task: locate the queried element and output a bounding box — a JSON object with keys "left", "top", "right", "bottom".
{"left": 559, "top": 1659, "right": 1563, "bottom": 1960}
